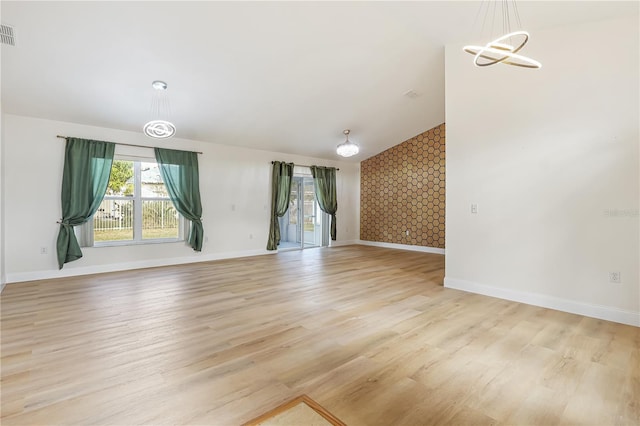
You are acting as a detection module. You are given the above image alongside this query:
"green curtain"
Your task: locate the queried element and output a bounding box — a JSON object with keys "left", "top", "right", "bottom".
{"left": 267, "top": 161, "right": 294, "bottom": 250}
{"left": 56, "top": 138, "right": 115, "bottom": 269}
{"left": 154, "top": 148, "right": 204, "bottom": 251}
{"left": 310, "top": 166, "right": 338, "bottom": 241}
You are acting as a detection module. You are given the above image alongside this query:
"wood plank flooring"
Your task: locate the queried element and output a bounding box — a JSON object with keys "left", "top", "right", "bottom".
{"left": 1, "top": 245, "right": 638, "bottom": 425}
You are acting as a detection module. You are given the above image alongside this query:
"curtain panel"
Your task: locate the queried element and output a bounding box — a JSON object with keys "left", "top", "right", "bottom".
{"left": 310, "top": 165, "right": 338, "bottom": 241}
{"left": 56, "top": 138, "right": 115, "bottom": 269}
{"left": 154, "top": 148, "right": 204, "bottom": 251}
{"left": 267, "top": 161, "right": 294, "bottom": 250}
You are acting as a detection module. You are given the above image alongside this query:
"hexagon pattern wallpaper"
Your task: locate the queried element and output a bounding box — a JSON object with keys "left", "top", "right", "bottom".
{"left": 360, "top": 123, "right": 445, "bottom": 248}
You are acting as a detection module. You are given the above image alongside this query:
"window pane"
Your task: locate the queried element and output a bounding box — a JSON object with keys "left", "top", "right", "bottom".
{"left": 107, "top": 160, "right": 134, "bottom": 196}
{"left": 142, "top": 200, "right": 179, "bottom": 239}
{"left": 289, "top": 180, "right": 298, "bottom": 225}
{"left": 141, "top": 162, "right": 169, "bottom": 198}
{"left": 94, "top": 199, "right": 133, "bottom": 241}
{"left": 304, "top": 180, "right": 315, "bottom": 232}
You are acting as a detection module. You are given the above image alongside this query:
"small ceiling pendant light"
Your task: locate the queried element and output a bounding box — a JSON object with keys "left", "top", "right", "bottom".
{"left": 463, "top": 0, "right": 541, "bottom": 69}
{"left": 143, "top": 80, "right": 176, "bottom": 139}
{"left": 336, "top": 129, "right": 359, "bottom": 157}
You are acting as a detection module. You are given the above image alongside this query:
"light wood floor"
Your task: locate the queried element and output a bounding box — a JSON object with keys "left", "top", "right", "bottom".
{"left": 1, "top": 246, "right": 638, "bottom": 425}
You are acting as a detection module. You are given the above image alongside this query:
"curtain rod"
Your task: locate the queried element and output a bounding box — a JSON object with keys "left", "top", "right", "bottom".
{"left": 56, "top": 135, "right": 203, "bottom": 155}
{"left": 271, "top": 161, "right": 339, "bottom": 171}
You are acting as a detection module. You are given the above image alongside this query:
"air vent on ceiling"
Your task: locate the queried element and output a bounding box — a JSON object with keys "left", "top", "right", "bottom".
{"left": 403, "top": 89, "right": 420, "bottom": 99}
{"left": 1, "top": 24, "right": 16, "bottom": 46}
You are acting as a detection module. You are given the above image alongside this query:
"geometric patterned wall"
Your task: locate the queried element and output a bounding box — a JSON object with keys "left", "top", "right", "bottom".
{"left": 360, "top": 123, "right": 445, "bottom": 248}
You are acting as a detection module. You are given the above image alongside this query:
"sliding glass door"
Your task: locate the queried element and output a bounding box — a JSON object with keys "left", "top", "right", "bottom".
{"left": 278, "top": 176, "right": 327, "bottom": 250}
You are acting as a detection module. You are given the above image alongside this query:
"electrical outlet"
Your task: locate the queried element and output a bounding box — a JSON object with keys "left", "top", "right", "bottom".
{"left": 471, "top": 203, "right": 478, "bottom": 214}
{"left": 40, "top": 247, "right": 48, "bottom": 254}
{"left": 406, "top": 230, "right": 410, "bottom": 236}
{"left": 609, "top": 272, "right": 621, "bottom": 283}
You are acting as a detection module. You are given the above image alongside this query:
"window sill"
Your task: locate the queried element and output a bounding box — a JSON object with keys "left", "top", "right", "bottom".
{"left": 92, "top": 239, "right": 184, "bottom": 248}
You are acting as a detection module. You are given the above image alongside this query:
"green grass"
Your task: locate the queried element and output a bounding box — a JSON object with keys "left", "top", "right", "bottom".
{"left": 94, "top": 228, "right": 179, "bottom": 242}
{"left": 94, "top": 229, "right": 132, "bottom": 242}
{"left": 290, "top": 222, "right": 315, "bottom": 231}
{"left": 142, "top": 228, "right": 179, "bottom": 240}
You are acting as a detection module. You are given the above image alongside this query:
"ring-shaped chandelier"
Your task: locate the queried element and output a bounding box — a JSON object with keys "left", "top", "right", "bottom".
{"left": 464, "top": 31, "right": 541, "bottom": 69}
{"left": 143, "top": 80, "right": 176, "bottom": 139}
{"left": 143, "top": 120, "right": 176, "bottom": 139}
{"left": 463, "top": 1, "right": 541, "bottom": 69}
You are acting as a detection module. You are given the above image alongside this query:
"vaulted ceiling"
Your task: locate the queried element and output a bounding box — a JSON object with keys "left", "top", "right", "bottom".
{"left": 1, "top": 1, "right": 635, "bottom": 160}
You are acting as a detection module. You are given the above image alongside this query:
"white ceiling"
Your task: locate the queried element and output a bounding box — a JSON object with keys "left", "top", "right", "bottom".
{"left": 1, "top": 1, "right": 636, "bottom": 161}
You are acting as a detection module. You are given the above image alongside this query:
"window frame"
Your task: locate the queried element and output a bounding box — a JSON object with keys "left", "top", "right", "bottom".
{"left": 83, "top": 157, "right": 186, "bottom": 248}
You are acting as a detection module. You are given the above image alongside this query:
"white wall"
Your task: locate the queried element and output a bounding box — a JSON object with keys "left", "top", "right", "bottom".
{"left": 445, "top": 16, "right": 639, "bottom": 326}
{"left": 0, "top": 29, "right": 5, "bottom": 290}
{"left": 3, "top": 114, "right": 360, "bottom": 282}
{"left": 0, "top": 97, "right": 4, "bottom": 291}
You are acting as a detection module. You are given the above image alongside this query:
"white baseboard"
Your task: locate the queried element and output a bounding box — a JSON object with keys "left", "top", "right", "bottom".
{"left": 329, "top": 239, "right": 359, "bottom": 247}
{"left": 5, "top": 249, "right": 275, "bottom": 284}
{"left": 357, "top": 239, "right": 445, "bottom": 255}
{"left": 444, "top": 277, "right": 640, "bottom": 327}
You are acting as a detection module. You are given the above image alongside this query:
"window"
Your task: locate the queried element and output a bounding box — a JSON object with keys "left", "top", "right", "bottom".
{"left": 89, "top": 159, "right": 183, "bottom": 245}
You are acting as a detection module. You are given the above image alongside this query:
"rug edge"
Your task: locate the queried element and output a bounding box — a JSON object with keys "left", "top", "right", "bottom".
{"left": 242, "top": 394, "right": 346, "bottom": 426}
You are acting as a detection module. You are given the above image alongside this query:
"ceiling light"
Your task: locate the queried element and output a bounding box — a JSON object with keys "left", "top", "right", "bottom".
{"left": 144, "top": 80, "right": 176, "bottom": 139}
{"left": 151, "top": 80, "right": 167, "bottom": 90}
{"left": 336, "top": 130, "right": 359, "bottom": 157}
{"left": 143, "top": 120, "right": 176, "bottom": 139}
{"left": 463, "top": 1, "right": 541, "bottom": 69}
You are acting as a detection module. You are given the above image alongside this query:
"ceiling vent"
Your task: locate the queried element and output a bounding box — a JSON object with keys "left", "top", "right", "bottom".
{"left": 403, "top": 89, "right": 419, "bottom": 99}
{"left": 1, "top": 24, "right": 16, "bottom": 46}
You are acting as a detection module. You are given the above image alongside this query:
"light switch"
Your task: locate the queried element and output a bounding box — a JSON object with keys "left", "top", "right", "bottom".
{"left": 471, "top": 203, "right": 478, "bottom": 214}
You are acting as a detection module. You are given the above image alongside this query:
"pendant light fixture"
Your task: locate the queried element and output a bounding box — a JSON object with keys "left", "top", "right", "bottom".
{"left": 336, "top": 129, "right": 359, "bottom": 157}
{"left": 143, "top": 80, "right": 176, "bottom": 139}
{"left": 463, "top": 0, "right": 541, "bottom": 69}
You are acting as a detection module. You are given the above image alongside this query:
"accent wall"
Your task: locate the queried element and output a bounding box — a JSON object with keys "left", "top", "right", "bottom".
{"left": 360, "top": 123, "right": 445, "bottom": 249}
